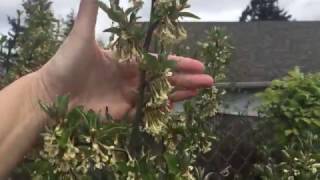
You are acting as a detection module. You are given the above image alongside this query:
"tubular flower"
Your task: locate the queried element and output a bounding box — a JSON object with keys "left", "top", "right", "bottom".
{"left": 144, "top": 70, "right": 173, "bottom": 137}
{"left": 146, "top": 72, "right": 173, "bottom": 108}
{"left": 114, "top": 41, "right": 143, "bottom": 63}
{"left": 144, "top": 108, "right": 169, "bottom": 137}
{"left": 156, "top": 17, "right": 187, "bottom": 46}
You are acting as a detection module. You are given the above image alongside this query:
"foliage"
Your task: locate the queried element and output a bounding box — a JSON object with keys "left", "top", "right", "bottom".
{"left": 16, "top": 0, "right": 61, "bottom": 74}
{"left": 14, "top": 0, "right": 233, "bottom": 179}
{"left": 240, "top": 0, "right": 292, "bottom": 22}
{"left": 0, "top": 0, "right": 62, "bottom": 88}
{"left": 254, "top": 68, "right": 320, "bottom": 179}
{"left": 62, "top": 10, "right": 75, "bottom": 38}
{"left": 0, "top": 10, "right": 24, "bottom": 85}
{"left": 185, "top": 27, "right": 232, "bottom": 122}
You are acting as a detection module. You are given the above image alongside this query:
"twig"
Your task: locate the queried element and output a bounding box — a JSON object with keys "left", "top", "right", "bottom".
{"left": 130, "top": 0, "right": 158, "bottom": 157}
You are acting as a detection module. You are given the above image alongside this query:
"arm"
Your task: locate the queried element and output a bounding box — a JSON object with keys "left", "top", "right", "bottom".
{"left": 0, "top": 72, "right": 49, "bottom": 178}
{"left": 0, "top": 0, "right": 213, "bottom": 177}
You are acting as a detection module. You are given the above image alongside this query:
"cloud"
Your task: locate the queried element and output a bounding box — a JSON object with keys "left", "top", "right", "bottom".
{"left": 279, "top": 0, "right": 320, "bottom": 20}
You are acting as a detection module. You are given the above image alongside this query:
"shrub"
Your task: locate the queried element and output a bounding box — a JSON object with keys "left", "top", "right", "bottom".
{"left": 254, "top": 68, "right": 320, "bottom": 179}
{"left": 14, "top": 0, "right": 233, "bottom": 179}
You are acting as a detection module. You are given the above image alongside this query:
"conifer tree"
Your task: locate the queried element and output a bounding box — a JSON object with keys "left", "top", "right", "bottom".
{"left": 240, "top": 0, "right": 291, "bottom": 22}
{"left": 17, "top": 0, "right": 60, "bottom": 74}
{"left": 0, "top": 10, "right": 23, "bottom": 73}
{"left": 62, "top": 10, "right": 75, "bottom": 38}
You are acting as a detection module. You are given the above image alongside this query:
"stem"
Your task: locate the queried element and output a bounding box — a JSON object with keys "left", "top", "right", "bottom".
{"left": 130, "top": 0, "right": 158, "bottom": 157}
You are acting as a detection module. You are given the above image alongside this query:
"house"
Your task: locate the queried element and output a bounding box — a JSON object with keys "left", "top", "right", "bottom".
{"left": 180, "top": 21, "right": 320, "bottom": 117}
{"left": 175, "top": 21, "right": 320, "bottom": 177}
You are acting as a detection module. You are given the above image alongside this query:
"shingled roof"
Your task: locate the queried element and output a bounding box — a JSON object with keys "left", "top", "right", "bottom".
{"left": 180, "top": 21, "right": 320, "bottom": 83}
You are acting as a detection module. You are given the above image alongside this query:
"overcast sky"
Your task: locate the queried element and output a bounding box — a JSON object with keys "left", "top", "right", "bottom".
{"left": 1, "top": 0, "right": 320, "bottom": 40}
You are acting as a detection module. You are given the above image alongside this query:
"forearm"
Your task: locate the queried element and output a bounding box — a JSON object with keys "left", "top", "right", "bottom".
{"left": 0, "top": 72, "right": 49, "bottom": 178}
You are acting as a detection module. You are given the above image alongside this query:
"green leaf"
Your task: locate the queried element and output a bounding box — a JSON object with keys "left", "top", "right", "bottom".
{"left": 143, "top": 52, "right": 177, "bottom": 72}
{"left": 97, "top": 123, "right": 129, "bottom": 140}
{"left": 0, "top": 35, "right": 7, "bottom": 44}
{"left": 312, "top": 119, "right": 320, "bottom": 128}
{"left": 56, "top": 96, "right": 69, "bottom": 118}
{"left": 57, "top": 131, "right": 70, "bottom": 148}
{"left": 39, "top": 101, "right": 55, "bottom": 117}
{"left": 125, "top": 5, "right": 141, "bottom": 16}
{"left": 103, "top": 27, "right": 120, "bottom": 34}
{"left": 86, "top": 110, "right": 100, "bottom": 130}
{"left": 164, "top": 153, "right": 180, "bottom": 174}
{"left": 177, "top": 12, "right": 200, "bottom": 19}
{"left": 98, "top": 1, "right": 126, "bottom": 24}
{"left": 66, "top": 106, "right": 84, "bottom": 131}
{"left": 162, "top": 60, "right": 177, "bottom": 70}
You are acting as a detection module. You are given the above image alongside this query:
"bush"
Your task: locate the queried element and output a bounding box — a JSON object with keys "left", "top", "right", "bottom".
{"left": 254, "top": 68, "right": 320, "bottom": 179}
{"left": 13, "top": 0, "right": 233, "bottom": 179}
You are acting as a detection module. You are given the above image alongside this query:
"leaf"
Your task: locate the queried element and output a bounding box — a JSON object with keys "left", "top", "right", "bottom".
{"left": 177, "top": 12, "right": 200, "bottom": 19}
{"left": 312, "top": 119, "right": 320, "bottom": 128}
{"left": 143, "top": 52, "right": 177, "bottom": 72}
{"left": 0, "top": 35, "right": 7, "bottom": 44}
{"left": 125, "top": 6, "right": 141, "bottom": 16}
{"left": 86, "top": 110, "right": 100, "bottom": 130}
{"left": 98, "top": 1, "right": 126, "bottom": 24}
{"left": 164, "top": 153, "right": 180, "bottom": 174}
{"left": 162, "top": 60, "right": 177, "bottom": 70}
{"left": 103, "top": 27, "right": 120, "bottom": 34}
{"left": 56, "top": 96, "right": 69, "bottom": 118}
{"left": 39, "top": 101, "right": 56, "bottom": 117}
{"left": 66, "top": 106, "right": 84, "bottom": 131}
{"left": 97, "top": 124, "right": 129, "bottom": 140}
{"left": 57, "top": 131, "right": 70, "bottom": 148}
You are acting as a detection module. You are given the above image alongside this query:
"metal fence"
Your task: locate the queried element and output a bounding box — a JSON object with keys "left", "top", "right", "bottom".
{"left": 198, "top": 114, "right": 260, "bottom": 180}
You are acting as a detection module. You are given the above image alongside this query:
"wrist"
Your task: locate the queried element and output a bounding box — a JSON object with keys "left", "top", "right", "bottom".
{"left": 29, "top": 70, "right": 61, "bottom": 119}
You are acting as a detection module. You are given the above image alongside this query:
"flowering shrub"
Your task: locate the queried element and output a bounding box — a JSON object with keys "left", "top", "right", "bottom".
{"left": 14, "top": 0, "right": 233, "bottom": 179}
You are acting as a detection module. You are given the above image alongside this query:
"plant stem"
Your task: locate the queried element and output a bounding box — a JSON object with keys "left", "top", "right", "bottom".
{"left": 130, "top": 0, "right": 158, "bottom": 157}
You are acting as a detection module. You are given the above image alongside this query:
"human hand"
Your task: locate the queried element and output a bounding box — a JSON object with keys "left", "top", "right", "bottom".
{"left": 36, "top": 0, "right": 214, "bottom": 119}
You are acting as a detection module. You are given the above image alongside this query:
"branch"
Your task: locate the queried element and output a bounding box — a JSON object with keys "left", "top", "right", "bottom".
{"left": 130, "top": 0, "right": 158, "bottom": 157}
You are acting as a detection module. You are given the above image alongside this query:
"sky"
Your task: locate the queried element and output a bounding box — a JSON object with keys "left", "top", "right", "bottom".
{"left": 1, "top": 0, "right": 320, "bottom": 40}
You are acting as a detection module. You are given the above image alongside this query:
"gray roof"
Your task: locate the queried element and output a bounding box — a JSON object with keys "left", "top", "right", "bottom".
{"left": 181, "top": 21, "right": 320, "bottom": 83}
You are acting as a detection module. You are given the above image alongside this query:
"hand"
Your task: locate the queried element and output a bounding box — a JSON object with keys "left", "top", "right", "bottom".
{"left": 37, "top": 0, "right": 214, "bottom": 119}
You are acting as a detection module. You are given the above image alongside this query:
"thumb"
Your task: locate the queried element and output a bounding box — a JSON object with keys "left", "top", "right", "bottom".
{"left": 73, "top": 0, "right": 99, "bottom": 38}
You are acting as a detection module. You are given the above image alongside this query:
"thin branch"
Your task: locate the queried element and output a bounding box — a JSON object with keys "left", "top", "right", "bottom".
{"left": 130, "top": 0, "right": 158, "bottom": 157}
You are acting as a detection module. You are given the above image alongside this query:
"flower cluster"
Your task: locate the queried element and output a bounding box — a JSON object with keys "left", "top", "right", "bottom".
{"left": 154, "top": 0, "right": 191, "bottom": 46}
{"left": 15, "top": 1, "right": 234, "bottom": 179}
{"left": 156, "top": 17, "right": 187, "bottom": 45}
{"left": 144, "top": 70, "right": 173, "bottom": 137}
{"left": 99, "top": 0, "right": 144, "bottom": 62}
{"left": 38, "top": 126, "right": 124, "bottom": 178}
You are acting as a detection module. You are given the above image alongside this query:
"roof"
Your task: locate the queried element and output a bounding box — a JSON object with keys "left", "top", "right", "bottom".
{"left": 181, "top": 21, "right": 320, "bottom": 83}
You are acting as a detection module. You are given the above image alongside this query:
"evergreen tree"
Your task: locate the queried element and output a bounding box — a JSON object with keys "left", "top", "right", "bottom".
{"left": 240, "top": 0, "right": 291, "bottom": 22}
{"left": 0, "top": 10, "right": 23, "bottom": 75}
{"left": 62, "top": 10, "right": 75, "bottom": 38}
{"left": 17, "top": 0, "right": 61, "bottom": 74}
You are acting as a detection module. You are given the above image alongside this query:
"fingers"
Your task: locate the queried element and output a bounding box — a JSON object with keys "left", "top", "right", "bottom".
{"left": 73, "top": 0, "right": 99, "bottom": 38}
{"left": 169, "top": 74, "right": 214, "bottom": 89}
{"left": 170, "top": 90, "right": 198, "bottom": 102}
{"left": 169, "top": 55, "right": 205, "bottom": 74}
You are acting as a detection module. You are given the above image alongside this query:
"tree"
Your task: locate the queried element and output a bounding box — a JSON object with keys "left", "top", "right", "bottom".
{"left": 0, "top": 11, "right": 24, "bottom": 87}
{"left": 62, "top": 10, "right": 75, "bottom": 38}
{"left": 16, "top": 0, "right": 61, "bottom": 75}
{"left": 240, "top": 0, "right": 292, "bottom": 22}
{"left": 1, "top": 0, "right": 65, "bottom": 88}
{"left": 0, "top": 10, "right": 23, "bottom": 75}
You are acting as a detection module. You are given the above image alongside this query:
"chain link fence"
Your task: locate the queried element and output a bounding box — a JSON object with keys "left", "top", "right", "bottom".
{"left": 197, "top": 114, "right": 261, "bottom": 180}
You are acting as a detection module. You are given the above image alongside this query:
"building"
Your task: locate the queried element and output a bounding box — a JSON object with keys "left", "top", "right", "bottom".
{"left": 181, "top": 21, "right": 320, "bottom": 117}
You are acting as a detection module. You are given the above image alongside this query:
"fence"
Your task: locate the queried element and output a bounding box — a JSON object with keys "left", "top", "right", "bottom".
{"left": 198, "top": 114, "right": 260, "bottom": 180}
